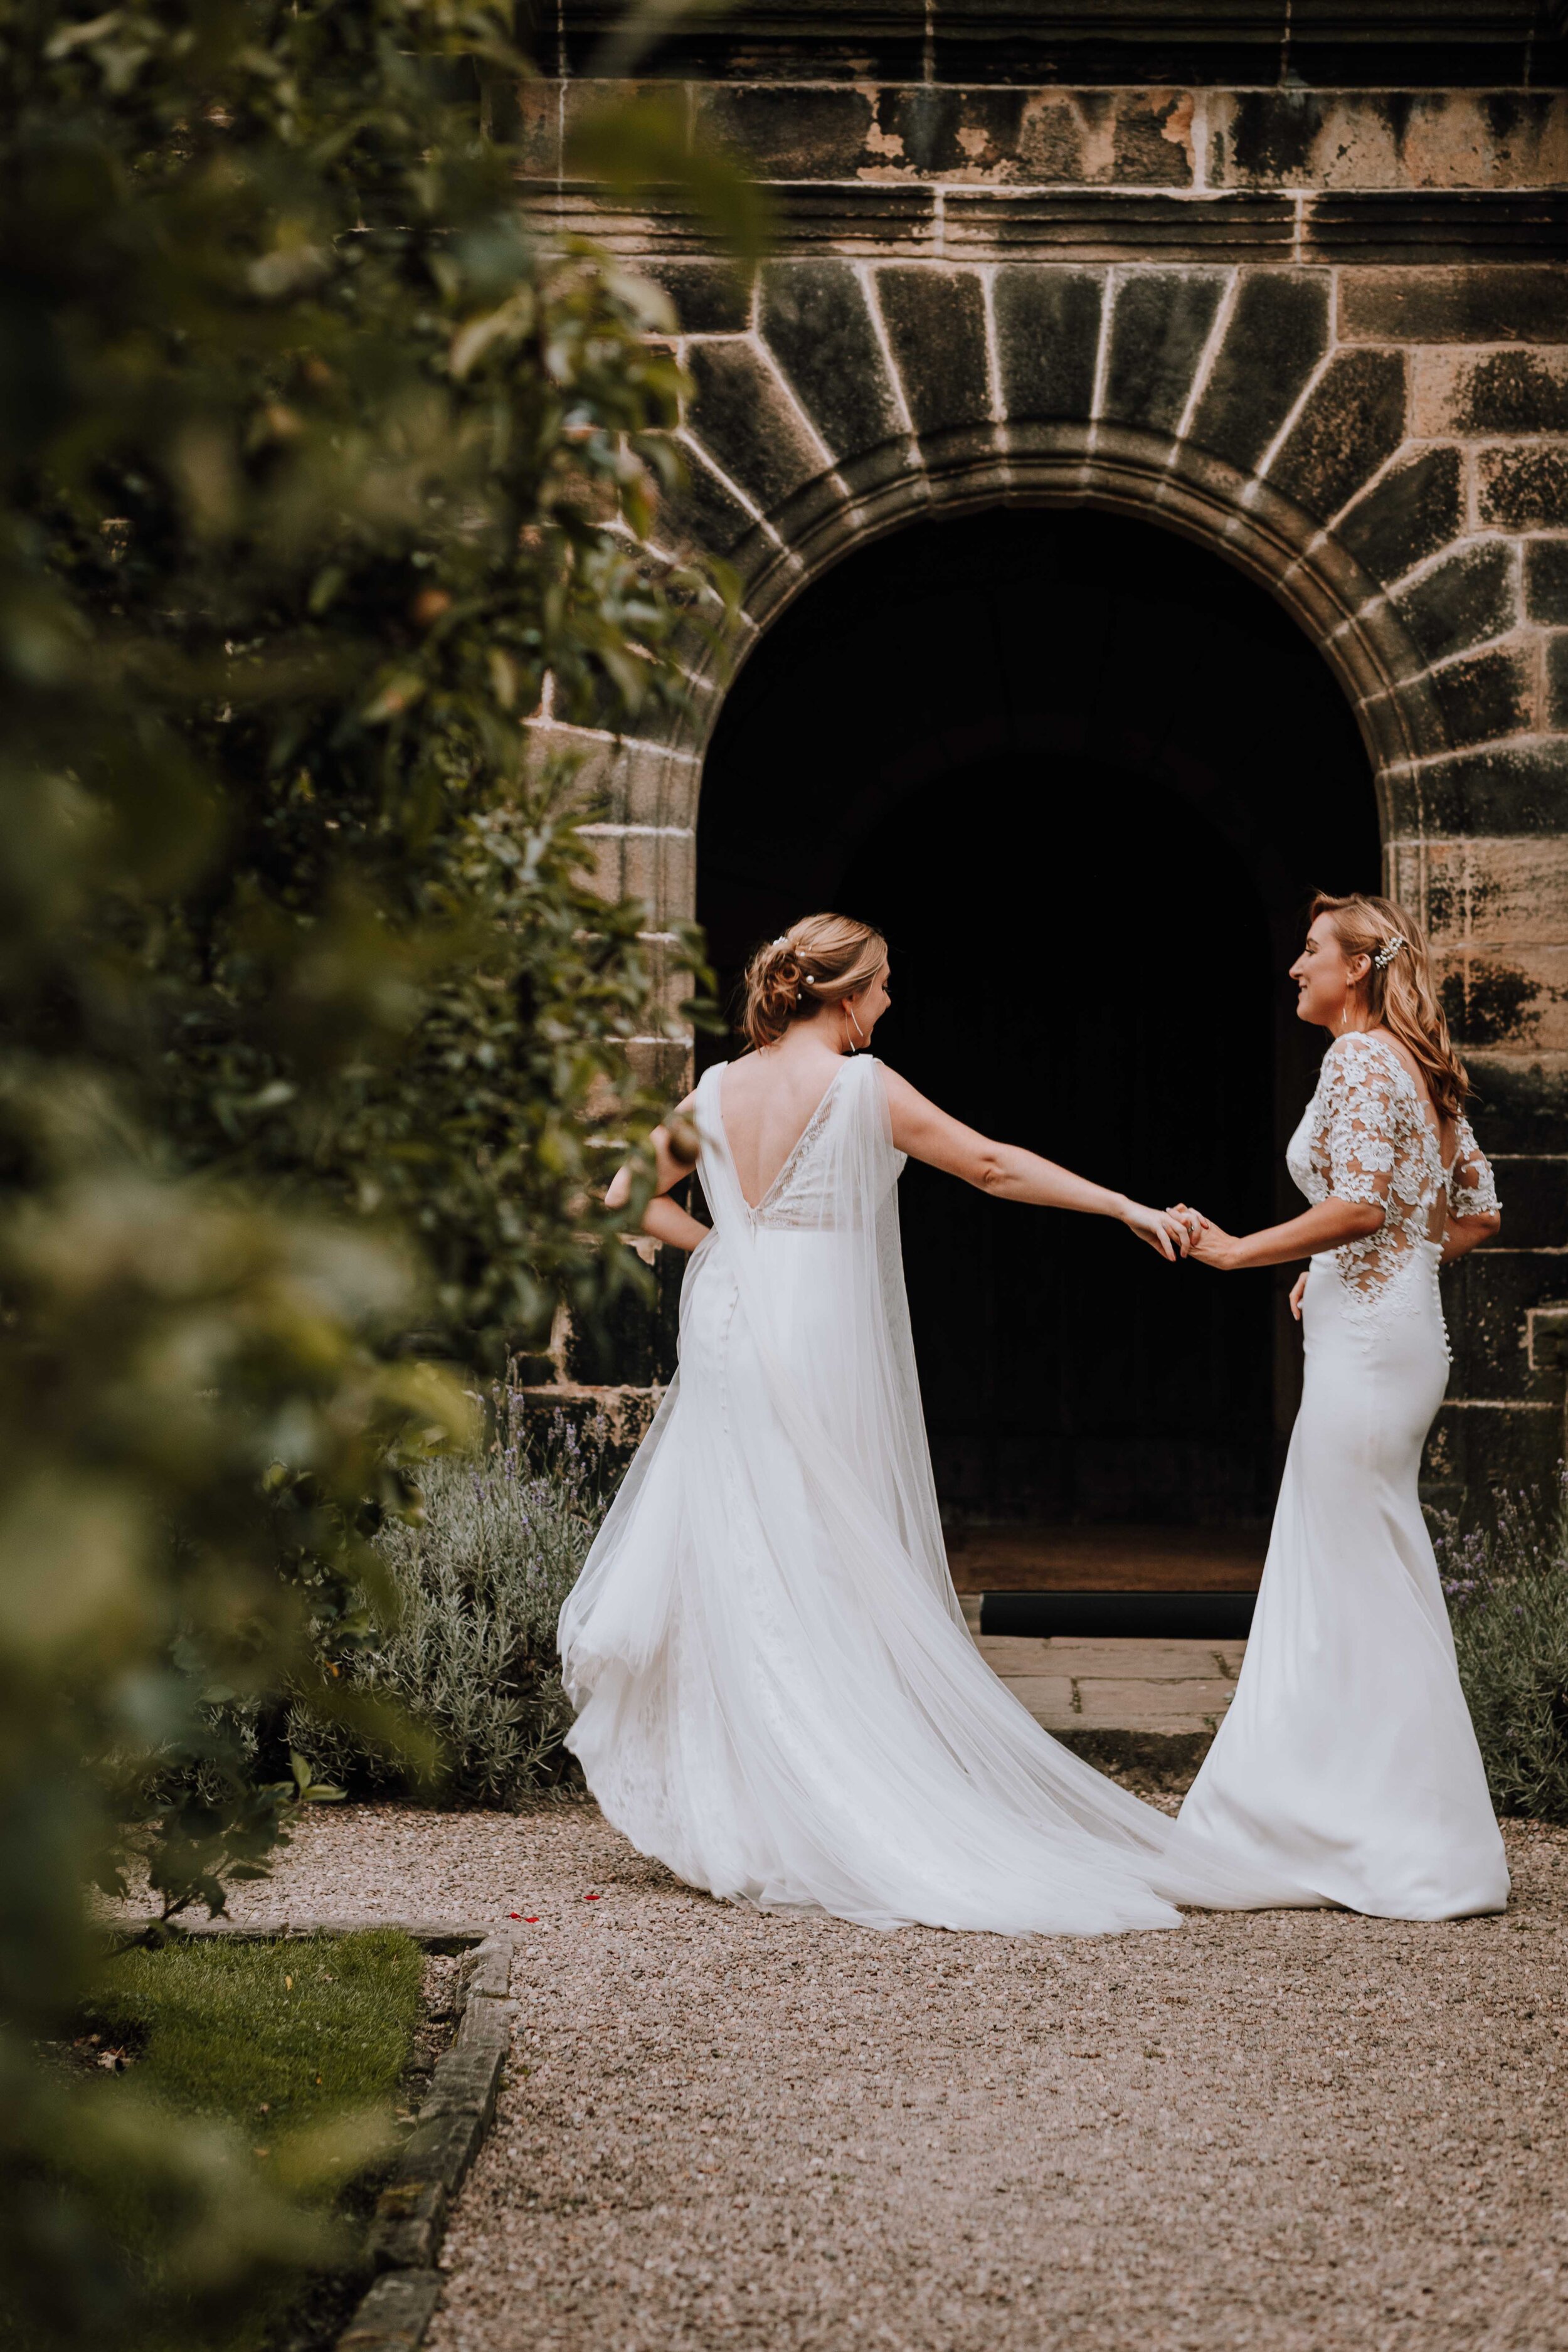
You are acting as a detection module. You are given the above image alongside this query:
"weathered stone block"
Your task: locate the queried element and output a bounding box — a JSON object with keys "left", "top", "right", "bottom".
{"left": 1267, "top": 347, "right": 1407, "bottom": 527}
{"left": 1338, "top": 266, "right": 1568, "bottom": 344}
{"left": 576, "top": 824, "right": 696, "bottom": 924}
{"left": 1307, "top": 193, "right": 1568, "bottom": 267}
{"left": 642, "top": 260, "right": 752, "bottom": 336}
{"left": 337, "top": 2269, "right": 444, "bottom": 2352}
{"left": 942, "top": 190, "right": 1294, "bottom": 263}
{"left": 1424, "top": 1399, "right": 1560, "bottom": 1505}
{"left": 495, "top": 74, "right": 561, "bottom": 177}
{"left": 1431, "top": 640, "right": 1534, "bottom": 753}
{"left": 1333, "top": 445, "right": 1465, "bottom": 585}
{"left": 874, "top": 267, "right": 992, "bottom": 439}
{"left": 1486, "top": 1155, "right": 1568, "bottom": 1252}
{"left": 1209, "top": 89, "right": 1568, "bottom": 193}
{"left": 1478, "top": 445, "right": 1568, "bottom": 531}
{"left": 1443, "top": 1250, "right": 1565, "bottom": 1401}
{"left": 874, "top": 86, "right": 1197, "bottom": 189}
{"left": 685, "top": 341, "right": 832, "bottom": 522}
{"left": 695, "top": 83, "right": 874, "bottom": 179}
{"left": 1187, "top": 272, "right": 1331, "bottom": 477}
{"left": 760, "top": 261, "right": 903, "bottom": 464}
{"left": 1439, "top": 944, "right": 1568, "bottom": 1049}
{"left": 1547, "top": 631, "right": 1568, "bottom": 735}
{"left": 659, "top": 442, "right": 756, "bottom": 559}
{"left": 1411, "top": 836, "right": 1568, "bottom": 949}
{"left": 1414, "top": 739, "right": 1568, "bottom": 835}
{"left": 621, "top": 1032, "right": 689, "bottom": 1086}
{"left": 993, "top": 268, "right": 1103, "bottom": 422}
{"left": 1394, "top": 541, "right": 1518, "bottom": 664}
{"left": 542, "top": 731, "right": 698, "bottom": 832}
{"left": 1466, "top": 1049, "right": 1568, "bottom": 1152}
{"left": 1101, "top": 270, "right": 1226, "bottom": 437}
{"left": 1524, "top": 537, "right": 1568, "bottom": 625}
{"left": 774, "top": 184, "right": 935, "bottom": 255}
{"left": 1412, "top": 347, "right": 1568, "bottom": 438}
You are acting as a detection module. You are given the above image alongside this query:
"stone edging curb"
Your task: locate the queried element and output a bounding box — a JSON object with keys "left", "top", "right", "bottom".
{"left": 336, "top": 1926, "right": 516, "bottom": 2352}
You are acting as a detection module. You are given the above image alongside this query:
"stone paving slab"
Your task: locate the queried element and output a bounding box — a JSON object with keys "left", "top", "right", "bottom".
{"left": 976, "top": 1633, "right": 1245, "bottom": 1736}
{"left": 977, "top": 1634, "right": 1246, "bottom": 1680}
{"left": 1002, "top": 1673, "right": 1239, "bottom": 1734}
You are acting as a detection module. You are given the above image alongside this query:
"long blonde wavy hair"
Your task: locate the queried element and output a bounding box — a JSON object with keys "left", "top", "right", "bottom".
{"left": 740, "top": 914, "right": 887, "bottom": 1051}
{"left": 1310, "top": 890, "right": 1468, "bottom": 1123}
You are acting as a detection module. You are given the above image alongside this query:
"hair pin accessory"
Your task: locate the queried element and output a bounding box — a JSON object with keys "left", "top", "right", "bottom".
{"left": 1374, "top": 933, "right": 1406, "bottom": 970}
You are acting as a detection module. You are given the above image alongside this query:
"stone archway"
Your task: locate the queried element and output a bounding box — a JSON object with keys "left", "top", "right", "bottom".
{"left": 539, "top": 250, "right": 1564, "bottom": 1508}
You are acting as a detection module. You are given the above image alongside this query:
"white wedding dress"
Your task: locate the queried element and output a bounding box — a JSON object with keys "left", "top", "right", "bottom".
{"left": 1172, "top": 1031, "right": 1510, "bottom": 1920}
{"left": 559, "top": 1054, "right": 1295, "bottom": 1936}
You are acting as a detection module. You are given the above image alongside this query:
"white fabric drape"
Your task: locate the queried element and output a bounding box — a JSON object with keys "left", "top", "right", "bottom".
{"left": 559, "top": 1055, "right": 1299, "bottom": 1936}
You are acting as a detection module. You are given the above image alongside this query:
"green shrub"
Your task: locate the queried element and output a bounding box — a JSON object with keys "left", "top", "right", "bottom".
{"left": 288, "top": 1401, "right": 609, "bottom": 1804}
{"left": 1435, "top": 1472, "right": 1568, "bottom": 1824}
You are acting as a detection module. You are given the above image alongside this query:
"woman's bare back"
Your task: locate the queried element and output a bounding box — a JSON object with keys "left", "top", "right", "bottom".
{"left": 715, "top": 1044, "right": 850, "bottom": 1210}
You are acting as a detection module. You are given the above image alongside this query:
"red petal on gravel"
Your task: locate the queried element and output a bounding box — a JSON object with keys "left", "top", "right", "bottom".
{"left": 508, "top": 1912, "right": 521, "bottom": 1919}
{"left": 585, "top": 1893, "right": 601, "bottom": 1901}
{"left": 524, "top": 1916, "right": 539, "bottom": 1923}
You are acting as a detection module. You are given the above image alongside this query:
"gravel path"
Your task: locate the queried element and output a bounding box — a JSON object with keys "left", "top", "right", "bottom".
{"left": 233, "top": 1804, "right": 1568, "bottom": 2351}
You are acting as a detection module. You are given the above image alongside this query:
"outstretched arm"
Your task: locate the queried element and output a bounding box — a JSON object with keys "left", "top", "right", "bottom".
{"left": 880, "top": 1066, "right": 1192, "bottom": 1261}
{"left": 1183, "top": 1195, "right": 1385, "bottom": 1273}
{"left": 605, "top": 1102, "right": 709, "bottom": 1253}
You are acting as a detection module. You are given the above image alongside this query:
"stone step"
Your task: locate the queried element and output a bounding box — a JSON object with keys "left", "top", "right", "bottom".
{"left": 976, "top": 1633, "right": 1243, "bottom": 1736}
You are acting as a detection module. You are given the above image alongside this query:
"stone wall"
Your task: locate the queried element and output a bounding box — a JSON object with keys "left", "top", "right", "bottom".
{"left": 517, "top": 1, "right": 1568, "bottom": 1502}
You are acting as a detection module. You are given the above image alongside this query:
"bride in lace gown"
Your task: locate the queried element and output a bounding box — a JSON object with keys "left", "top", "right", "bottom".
{"left": 1173, "top": 892, "right": 1508, "bottom": 1920}
{"left": 559, "top": 914, "right": 1292, "bottom": 1936}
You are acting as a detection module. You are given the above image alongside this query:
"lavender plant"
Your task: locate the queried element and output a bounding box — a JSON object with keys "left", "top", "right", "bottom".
{"left": 287, "top": 1389, "right": 612, "bottom": 1804}
{"left": 1434, "top": 1470, "right": 1568, "bottom": 1823}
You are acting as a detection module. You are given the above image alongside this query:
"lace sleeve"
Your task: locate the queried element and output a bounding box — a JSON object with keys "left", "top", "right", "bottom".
{"left": 1319, "top": 1036, "right": 1399, "bottom": 1209}
{"left": 1447, "top": 1113, "right": 1500, "bottom": 1219}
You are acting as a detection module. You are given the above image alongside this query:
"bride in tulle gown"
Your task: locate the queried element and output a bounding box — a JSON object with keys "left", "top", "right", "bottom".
{"left": 559, "top": 914, "right": 1296, "bottom": 1936}
{"left": 1173, "top": 892, "right": 1508, "bottom": 1920}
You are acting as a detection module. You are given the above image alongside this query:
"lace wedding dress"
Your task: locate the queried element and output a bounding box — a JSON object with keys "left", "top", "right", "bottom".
{"left": 1172, "top": 1031, "right": 1510, "bottom": 1920}
{"left": 559, "top": 1054, "right": 1290, "bottom": 1936}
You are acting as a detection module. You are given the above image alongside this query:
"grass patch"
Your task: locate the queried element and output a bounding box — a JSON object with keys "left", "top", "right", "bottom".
{"left": 86, "top": 1930, "right": 425, "bottom": 2349}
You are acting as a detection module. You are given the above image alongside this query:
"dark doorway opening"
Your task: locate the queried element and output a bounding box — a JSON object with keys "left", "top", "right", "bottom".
{"left": 697, "top": 508, "right": 1380, "bottom": 1586}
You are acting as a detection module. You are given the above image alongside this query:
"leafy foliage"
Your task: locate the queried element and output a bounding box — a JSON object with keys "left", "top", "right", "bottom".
{"left": 1436, "top": 1471, "right": 1568, "bottom": 1824}
{"left": 0, "top": 0, "right": 738, "bottom": 2337}
{"left": 4, "top": 0, "right": 718, "bottom": 1350}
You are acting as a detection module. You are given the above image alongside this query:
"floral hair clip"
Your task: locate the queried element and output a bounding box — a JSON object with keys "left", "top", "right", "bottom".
{"left": 1374, "top": 933, "right": 1406, "bottom": 970}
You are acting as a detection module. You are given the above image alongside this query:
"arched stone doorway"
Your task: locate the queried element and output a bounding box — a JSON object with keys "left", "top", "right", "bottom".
{"left": 698, "top": 505, "right": 1380, "bottom": 1564}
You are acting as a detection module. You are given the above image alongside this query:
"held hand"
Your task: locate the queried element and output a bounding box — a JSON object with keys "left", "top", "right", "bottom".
{"left": 1185, "top": 1214, "right": 1240, "bottom": 1269}
{"left": 1289, "top": 1269, "right": 1308, "bottom": 1321}
{"left": 1121, "top": 1200, "right": 1195, "bottom": 1262}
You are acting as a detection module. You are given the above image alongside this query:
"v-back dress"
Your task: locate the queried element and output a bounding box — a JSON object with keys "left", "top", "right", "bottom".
{"left": 1173, "top": 1030, "right": 1509, "bottom": 1920}
{"left": 559, "top": 1054, "right": 1295, "bottom": 1936}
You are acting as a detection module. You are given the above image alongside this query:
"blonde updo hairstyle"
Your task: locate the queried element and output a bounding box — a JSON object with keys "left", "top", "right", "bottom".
{"left": 1311, "top": 889, "right": 1469, "bottom": 1123}
{"left": 741, "top": 914, "right": 887, "bottom": 1052}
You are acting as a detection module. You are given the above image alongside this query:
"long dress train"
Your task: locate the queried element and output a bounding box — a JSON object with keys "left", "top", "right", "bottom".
{"left": 559, "top": 1054, "right": 1295, "bottom": 1936}
{"left": 1171, "top": 1030, "right": 1509, "bottom": 1920}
